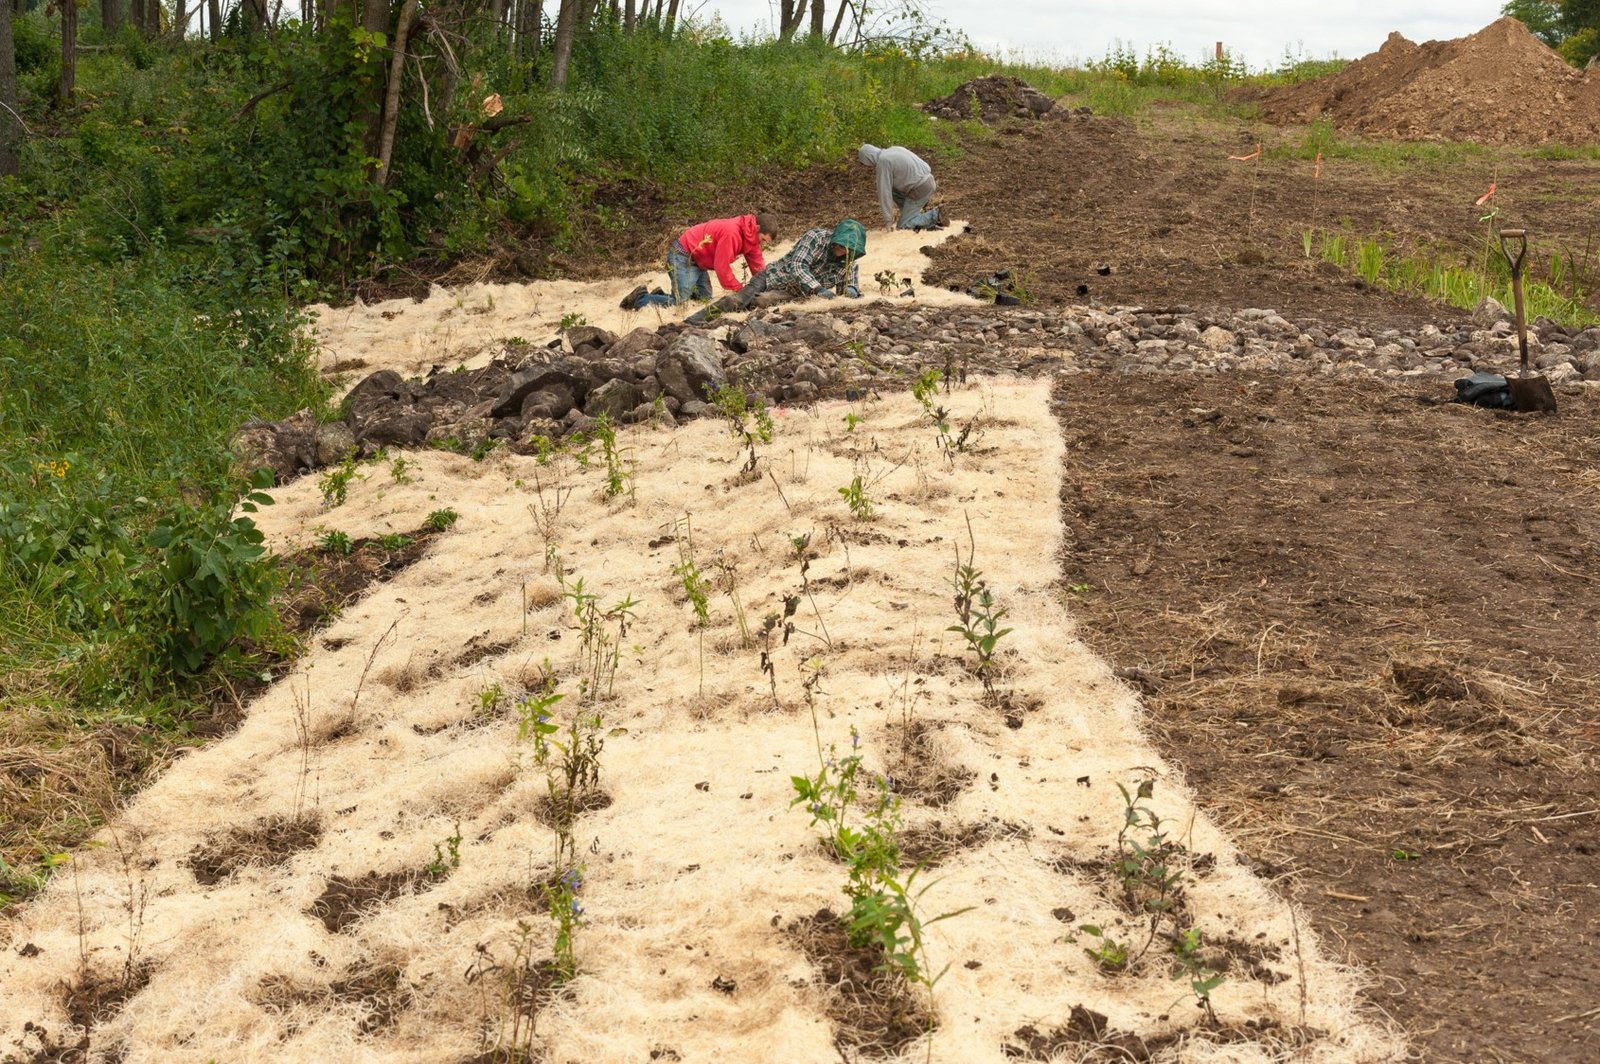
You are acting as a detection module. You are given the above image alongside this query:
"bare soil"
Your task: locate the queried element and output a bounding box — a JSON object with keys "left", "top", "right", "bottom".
{"left": 1052, "top": 373, "right": 1600, "bottom": 1064}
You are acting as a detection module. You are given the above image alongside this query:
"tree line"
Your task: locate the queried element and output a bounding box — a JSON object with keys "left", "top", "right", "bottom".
{"left": 1503, "top": 0, "right": 1600, "bottom": 64}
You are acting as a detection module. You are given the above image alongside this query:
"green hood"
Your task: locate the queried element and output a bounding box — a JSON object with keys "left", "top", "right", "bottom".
{"left": 831, "top": 219, "right": 866, "bottom": 257}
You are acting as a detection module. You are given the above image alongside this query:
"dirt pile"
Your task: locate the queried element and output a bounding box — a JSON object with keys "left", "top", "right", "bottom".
{"left": 1254, "top": 16, "right": 1600, "bottom": 144}
{"left": 923, "top": 75, "right": 1069, "bottom": 122}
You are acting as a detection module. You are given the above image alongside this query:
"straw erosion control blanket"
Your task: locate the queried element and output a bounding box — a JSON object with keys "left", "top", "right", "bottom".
{"left": 1, "top": 258, "right": 1402, "bottom": 1064}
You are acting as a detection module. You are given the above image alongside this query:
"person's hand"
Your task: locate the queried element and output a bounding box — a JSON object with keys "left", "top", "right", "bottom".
{"left": 845, "top": 285, "right": 861, "bottom": 298}
{"left": 815, "top": 287, "right": 836, "bottom": 299}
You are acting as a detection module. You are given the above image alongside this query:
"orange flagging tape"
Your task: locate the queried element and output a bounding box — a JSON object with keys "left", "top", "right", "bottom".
{"left": 1228, "top": 143, "right": 1262, "bottom": 161}
{"left": 1475, "top": 181, "right": 1497, "bottom": 206}
{"left": 1314, "top": 151, "right": 1322, "bottom": 179}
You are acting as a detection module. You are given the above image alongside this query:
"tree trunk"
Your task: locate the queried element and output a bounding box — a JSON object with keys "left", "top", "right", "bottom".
{"left": 549, "top": 0, "right": 588, "bottom": 90}
{"left": 244, "top": 0, "right": 268, "bottom": 35}
{"left": 663, "top": 0, "right": 678, "bottom": 38}
{"left": 514, "top": 0, "right": 541, "bottom": 57}
{"left": 0, "top": 0, "right": 20, "bottom": 178}
{"left": 827, "top": 0, "right": 851, "bottom": 45}
{"left": 56, "top": 0, "right": 76, "bottom": 109}
{"left": 101, "top": 0, "right": 121, "bottom": 35}
{"left": 208, "top": 0, "right": 221, "bottom": 40}
{"left": 375, "top": 0, "right": 417, "bottom": 186}
{"left": 358, "top": 0, "right": 389, "bottom": 160}
{"left": 810, "top": 0, "right": 824, "bottom": 38}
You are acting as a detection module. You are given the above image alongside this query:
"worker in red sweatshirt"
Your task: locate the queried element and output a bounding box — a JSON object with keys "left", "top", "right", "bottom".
{"left": 626, "top": 213, "right": 779, "bottom": 308}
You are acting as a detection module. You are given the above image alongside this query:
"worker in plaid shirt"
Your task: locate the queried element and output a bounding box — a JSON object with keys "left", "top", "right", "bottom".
{"left": 759, "top": 219, "right": 866, "bottom": 300}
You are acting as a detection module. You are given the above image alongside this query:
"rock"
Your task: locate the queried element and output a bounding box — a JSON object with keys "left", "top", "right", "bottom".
{"left": 358, "top": 411, "right": 433, "bottom": 449}
{"left": 585, "top": 379, "right": 643, "bottom": 421}
{"left": 1473, "top": 296, "right": 1510, "bottom": 324}
{"left": 565, "top": 325, "right": 618, "bottom": 352}
{"left": 609, "top": 327, "right": 661, "bottom": 362}
{"left": 314, "top": 421, "right": 357, "bottom": 467}
{"left": 783, "top": 381, "right": 820, "bottom": 404}
{"left": 729, "top": 321, "right": 775, "bottom": 354}
{"left": 231, "top": 409, "right": 320, "bottom": 484}
{"left": 345, "top": 369, "right": 413, "bottom": 419}
{"left": 521, "top": 383, "right": 577, "bottom": 422}
{"left": 792, "top": 361, "right": 830, "bottom": 387}
{"left": 655, "top": 333, "right": 728, "bottom": 404}
{"left": 783, "top": 314, "right": 842, "bottom": 347}
{"left": 1544, "top": 362, "right": 1580, "bottom": 385}
{"left": 419, "top": 370, "right": 486, "bottom": 408}
{"left": 491, "top": 360, "right": 588, "bottom": 417}
{"left": 425, "top": 417, "right": 491, "bottom": 452}
{"left": 587, "top": 358, "right": 634, "bottom": 385}
{"left": 564, "top": 412, "right": 600, "bottom": 436}
{"left": 515, "top": 418, "right": 564, "bottom": 452}
{"left": 1534, "top": 345, "right": 1572, "bottom": 370}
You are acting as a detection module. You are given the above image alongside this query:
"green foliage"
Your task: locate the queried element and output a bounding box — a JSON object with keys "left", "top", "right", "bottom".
{"left": 947, "top": 540, "right": 1013, "bottom": 702}
{"left": 515, "top": 667, "right": 565, "bottom": 764}
{"left": 137, "top": 476, "right": 282, "bottom": 678}
{"left": 1079, "top": 924, "right": 1130, "bottom": 972}
{"left": 1169, "top": 927, "right": 1223, "bottom": 1022}
{"left": 593, "top": 413, "right": 631, "bottom": 499}
{"left": 791, "top": 727, "right": 972, "bottom": 993}
{"left": 708, "top": 384, "right": 773, "bottom": 477}
{"left": 1308, "top": 226, "right": 1597, "bottom": 326}
{"left": 838, "top": 475, "right": 873, "bottom": 520}
{"left": 426, "top": 822, "right": 463, "bottom": 877}
{"left": 425, "top": 508, "right": 460, "bottom": 532}
{"left": 318, "top": 529, "right": 354, "bottom": 556}
{"left": 318, "top": 456, "right": 363, "bottom": 508}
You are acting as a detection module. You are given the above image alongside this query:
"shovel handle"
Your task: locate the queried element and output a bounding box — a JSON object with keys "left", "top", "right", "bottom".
{"left": 1499, "top": 228, "right": 1528, "bottom": 276}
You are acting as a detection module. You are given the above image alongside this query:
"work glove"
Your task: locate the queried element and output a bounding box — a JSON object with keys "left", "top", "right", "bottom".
{"left": 815, "top": 288, "right": 836, "bottom": 299}
{"left": 845, "top": 286, "right": 861, "bottom": 298}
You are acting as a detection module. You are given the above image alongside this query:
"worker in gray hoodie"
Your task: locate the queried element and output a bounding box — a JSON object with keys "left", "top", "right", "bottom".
{"left": 857, "top": 143, "right": 946, "bottom": 231}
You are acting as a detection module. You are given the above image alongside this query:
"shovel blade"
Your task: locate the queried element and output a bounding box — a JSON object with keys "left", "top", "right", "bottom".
{"left": 1508, "top": 374, "right": 1557, "bottom": 413}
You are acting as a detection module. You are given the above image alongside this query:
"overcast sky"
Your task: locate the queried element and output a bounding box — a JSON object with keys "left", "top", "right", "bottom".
{"left": 692, "top": 2, "right": 1513, "bottom": 71}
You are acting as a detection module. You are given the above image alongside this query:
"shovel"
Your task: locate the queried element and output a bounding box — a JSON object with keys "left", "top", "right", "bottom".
{"left": 1499, "top": 228, "right": 1557, "bottom": 413}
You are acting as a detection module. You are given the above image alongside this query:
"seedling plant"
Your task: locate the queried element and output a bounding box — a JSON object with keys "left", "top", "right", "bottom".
{"left": 558, "top": 566, "right": 637, "bottom": 704}
{"left": 671, "top": 516, "right": 713, "bottom": 692}
{"left": 425, "top": 508, "right": 460, "bottom": 532}
{"left": 708, "top": 384, "right": 775, "bottom": 479}
{"left": 318, "top": 529, "right": 354, "bottom": 556}
{"left": 592, "top": 413, "right": 631, "bottom": 500}
{"left": 838, "top": 475, "right": 873, "bottom": 520}
{"left": 947, "top": 528, "right": 1013, "bottom": 704}
{"left": 1085, "top": 778, "right": 1225, "bottom": 1019}
{"left": 791, "top": 725, "right": 972, "bottom": 1035}
{"left": 516, "top": 666, "right": 564, "bottom": 764}
{"left": 318, "top": 455, "right": 363, "bottom": 508}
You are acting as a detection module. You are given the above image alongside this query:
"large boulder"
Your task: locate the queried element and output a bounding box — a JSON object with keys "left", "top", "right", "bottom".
{"left": 359, "top": 411, "right": 434, "bottom": 449}
{"left": 566, "top": 325, "right": 618, "bottom": 352}
{"left": 491, "top": 359, "right": 588, "bottom": 417}
{"left": 585, "top": 378, "right": 643, "bottom": 422}
{"left": 232, "top": 410, "right": 358, "bottom": 484}
{"left": 609, "top": 327, "right": 662, "bottom": 362}
{"left": 231, "top": 409, "right": 319, "bottom": 484}
{"left": 655, "top": 332, "right": 728, "bottom": 404}
{"left": 521, "top": 383, "right": 578, "bottom": 422}
{"left": 345, "top": 369, "right": 414, "bottom": 425}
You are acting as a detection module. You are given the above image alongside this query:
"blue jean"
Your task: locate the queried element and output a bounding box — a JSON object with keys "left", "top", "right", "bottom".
{"left": 894, "top": 189, "right": 940, "bottom": 230}
{"left": 667, "top": 244, "right": 713, "bottom": 304}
